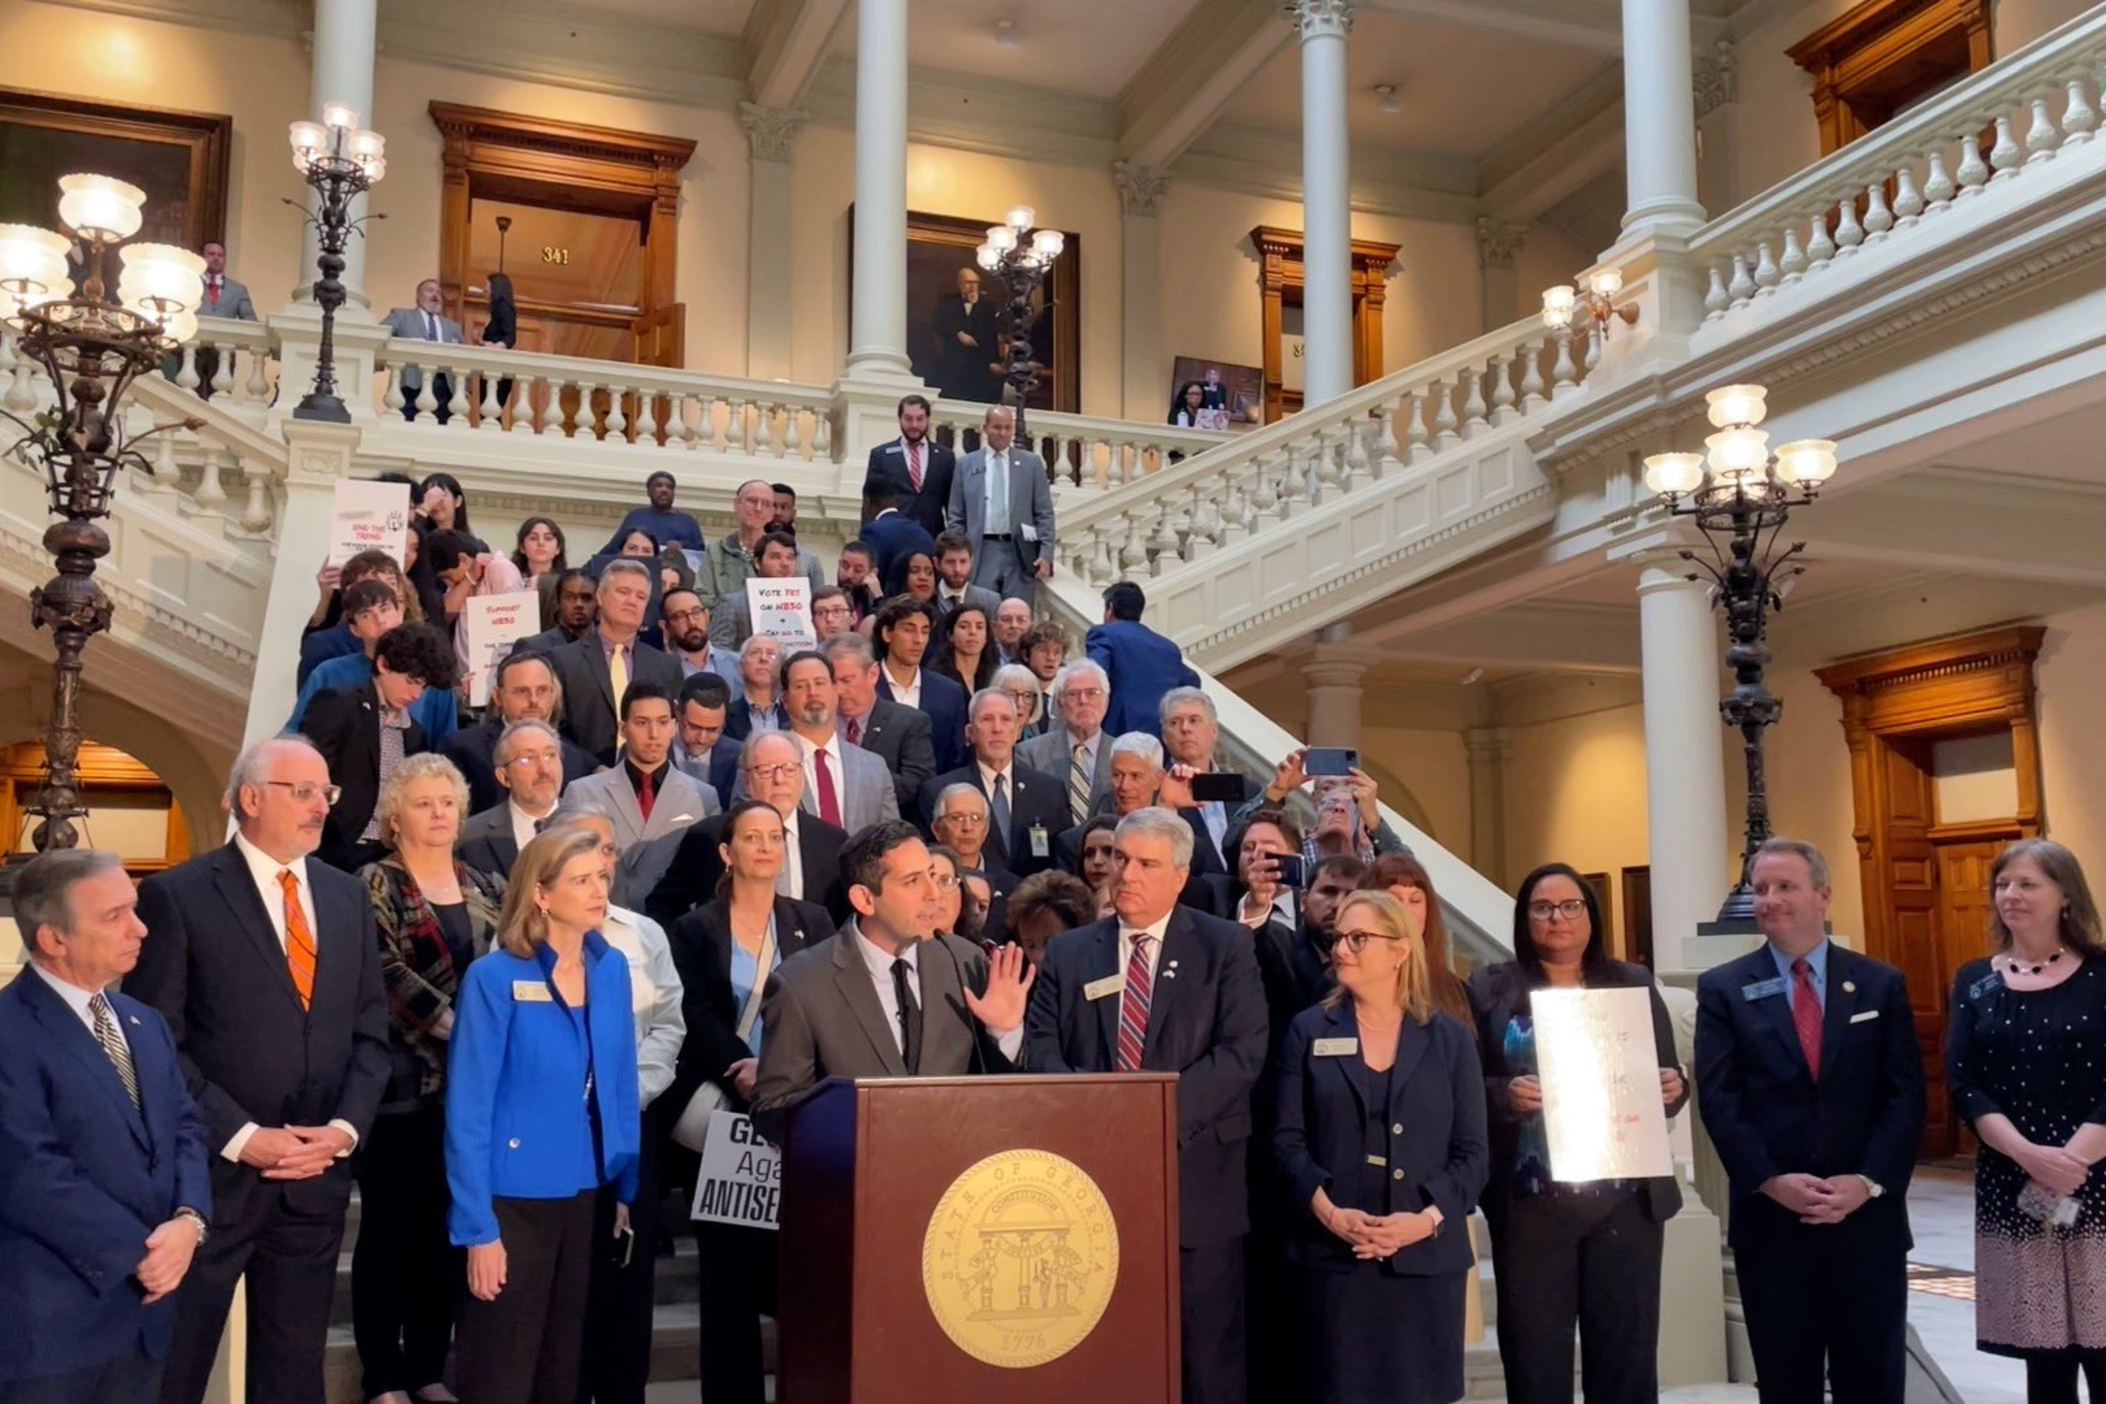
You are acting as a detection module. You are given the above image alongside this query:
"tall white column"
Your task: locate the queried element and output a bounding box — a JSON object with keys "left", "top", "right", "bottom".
{"left": 742, "top": 102, "right": 806, "bottom": 383}
{"left": 1637, "top": 560, "right": 1730, "bottom": 971}
{"left": 298, "top": 0, "right": 377, "bottom": 306}
{"left": 1464, "top": 726, "right": 1512, "bottom": 888}
{"left": 1292, "top": 1, "right": 1354, "bottom": 408}
{"left": 844, "top": 0, "right": 915, "bottom": 381}
{"left": 1619, "top": 0, "right": 1707, "bottom": 236}
{"left": 1115, "top": 161, "right": 1169, "bottom": 420}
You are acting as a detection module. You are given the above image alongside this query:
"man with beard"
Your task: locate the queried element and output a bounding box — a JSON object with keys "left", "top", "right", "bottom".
{"left": 778, "top": 649, "right": 899, "bottom": 834}
{"left": 598, "top": 470, "right": 704, "bottom": 558}
{"left": 660, "top": 586, "right": 744, "bottom": 687}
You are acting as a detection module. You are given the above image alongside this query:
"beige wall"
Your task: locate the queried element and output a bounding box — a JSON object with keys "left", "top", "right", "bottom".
{"left": 1511, "top": 224, "right": 1599, "bottom": 325}
{"left": 1361, "top": 725, "right": 1471, "bottom": 851}
{"left": 1499, "top": 701, "right": 1651, "bottom": 885}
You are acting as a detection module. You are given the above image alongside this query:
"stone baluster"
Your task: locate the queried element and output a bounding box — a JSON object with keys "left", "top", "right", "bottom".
{"left": 1703, "top": 266, "right": 1729, "bottom": 319}
{"left": 446, "top": 364, "right": 470, "bottom": 425}
{"left": 1834, "top": 194, "right": 1865, "bottom": 251}
{"left": 1432, "top": 380, "right": 1460, "bottom": 446}
{"left": 813, "top": 408, "right": 833, "bottom": 460}
{"left": 1751, "top": 241, "right": 1780, "bottom": 292}
{"left": 1891, "top": 164, "right": 1926, "bottom": 226}
{"left": 1583, "top": 324, "right": 1604, "bottom": 375}
{"left": 1250, "top": 450, "right": 1283, "bottom": 530}
{"left": 175, "top": 345, "right": 201, "bottom": 395}
{"left": 1777, "top": 226, "right": 1807, "bottom": 283}
{"left": 672, "top": 396, "right": 698, "bottom": 450}
{"left": 194, "top": 447, "right": 231, "bottom": 509}
{"left": 1862, "top": 180, "right": 1894, "bottom": 240}
{"left": 382, "top": 363, "right": 405, "bottom": 419}
{"left": 2063, "top": 72, "right": 2100, "bottom": 144}
{"left": 1375, "top": 391, "right": 1403, "bottom": 468}
{"left": 1149, "top": 499, "right": 1180, "bottom": 574}
{"left": 1345, "top": 417, "right": 1374, "bottom": 489}
{"left": 1989, "top": 113, "right": 2022, "bottom": 179}
{"left": 5, "top": 330, "right": 38, "bottom": 412}
{"left": 1403, "top": 390, "right": 1432, "bottom": 461}
{"left": 238, "top": 455, "right": 273, "bottom": 532}
{"left": 635, "top": 389, "right": 660, "bottom": 446}
{"left": 1312, "top": 426, "right": 1344, "bottom": 501}
{"left": 1956, "top": 127, "right": 1991, "bottom": 193}
{"left": 1090, "top": 527, "right": 1115, "bottom": 585}
{"left": 1460, "top": 367, "right": 1488, "bottom": 434}
{"left": 1519, "top": 341, "right": 1548, "bottom": 412}
{"left": 725, "top": 400, "right": 745, "bottom": 454}
{"left": 243, "top": 350, "right": 272, "bottom": 423}
{"left": 2025, "top": 95, "right": 2063, "bottom": 163}
{"left": 783, "top": 407, "right": 804, "bottom": 460}
{"left": 1549, "top": 335, "right": 1580, "bottom": 399}
{"left": 538, "top": 382, "right": 562, "bottom": 436}
{"left": 479, "top": 372, "right": 504, "bottom": 431}
{"left": 1923, "top": 146, "right": 1956, "bottom": 209}
{"left": 754, "top": 404, "right": 777, "bottom": 458}
{"left": 1188, "top": 485, "right": 1221, "bottom": 560}
{"left": 1218, "top": 467, "right": 1250, "bottom": 543}
{"left": 209, "top": 344, "right": 234, "bottom": 400}
{"left": 1488, "top": 353, "right": 1517, "bottom": 427}
{"left": 1726, "top": 253, "right": 1755, "bottom": 304}
{"left": 602, "top": 386, "right": 626, "bottom": 442}
{"left": 1120, "top": 511, "right": 1149, "bottom": 577}
{"left": 152, "top": 429, "right": 178, "bottom": 486}
{"left": 1806, "top": 209, "right": 1837, "bottom": 267}
{"left": 1278, "top": 441, "right": 1312, "bottom": 519}
{"left": 413, "top": 365, "right": 439, "bottom": 423}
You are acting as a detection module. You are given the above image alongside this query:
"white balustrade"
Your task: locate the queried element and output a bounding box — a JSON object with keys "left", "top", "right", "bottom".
{"left": 1696, "top": 8, "right": 2106, "bottom": 319}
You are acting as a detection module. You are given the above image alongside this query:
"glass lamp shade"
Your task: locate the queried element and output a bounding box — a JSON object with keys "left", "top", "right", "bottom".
{"left": 985, "top": 225, "right": 1017, "bottom": 253}
{"left": 1774, "top": 438, "right": 1838, "bottom": 485}
{"left": 57, "top": 174, "right": 146, "bottom": 243}
{"left": 364, "top": 157, "right": 387, "bottom": 184}
{"left": 321, "top": 102, "right": 360, "bottom": 131}
{"left": 118, "top": 242, "right": 207, "bottom": 313}
{"left": 350, "top": 129, "right": 386, "bottom": 161}
{"left": 0, "top": 277, "right": 74, "bottom": 322}
{"left": 975, "top": 243, "right": 1001, "bottom": 271}
{"left": 1587, "top": 267, "right": 1624, "bottom": 298}
{"left": 0, "top": 224, "right": 73, "bottom": 294}
{"left": 1005, "top": 204, "right": 1036, "bottom": 231}
{"left": 1541, "top": 284, "right": 1576, "bottom": 329}
{"left": 1704, "top": 426, "right": 1770, "bottom": 478}
{"left": 1705, "top": 382, "right": 1768, "bottom": 429}
{"left": 1642, "top": 451, "right": 1706, "bottom": 495}
{"left": 1031, "top": 228, "right": 1064, "bottom": 259}
{"left": 154, "top": 309, "right": 199, "bottom": 345}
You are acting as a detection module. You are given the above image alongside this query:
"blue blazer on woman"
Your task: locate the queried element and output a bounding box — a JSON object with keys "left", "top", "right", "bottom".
{"left": 444, "top": 933, "right": 641, "bottom": 1247}
{"left": 1270, "top": 1000, "right": 1488, "bottom": 1277}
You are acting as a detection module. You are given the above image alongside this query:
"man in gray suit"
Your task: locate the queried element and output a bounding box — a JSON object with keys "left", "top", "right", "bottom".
{"left": 946, "top": 404, "right": 1055, "bottom": 605}
{"left": 172, "top": 239, "right": 255, "bottom": 400}
{"left": 560, "top": 680, "right": 717, "bottom": 904}
{"left": 932, "top": 530, "right": 1004, "bottom": 615}
{"left": 1017, "top": 658, "right": 1114, "bottom": 827}
{"left": 380, "top": 278, "right": 465, "bottom": 423}
{"left": 750, "top": 821, "right": 1034, "bottom": 1144}
{"left": 457, "top": 719, "right": 569, "bottom": 879}
{"left": 766, "top": 649, "right": 899, "bottom": 836}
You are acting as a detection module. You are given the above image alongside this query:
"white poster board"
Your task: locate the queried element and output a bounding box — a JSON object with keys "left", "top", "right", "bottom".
{"left": 1532, "top": 985, "right": 1674, "bottom": 1182}
{"left": 328, "top": 480, "right": 411, "bottom": 568}
{"left": 461, "top": 593, "right": 538, "bottom": 707}
{"left": 746, "top": 576, "right": 814, "bottom": 651}
{"left": 689, "top": 1111, "right": 781, "bottom": 1229}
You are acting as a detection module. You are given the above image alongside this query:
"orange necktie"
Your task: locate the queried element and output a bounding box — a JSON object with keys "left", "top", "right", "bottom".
{"left": 280, "top": 869, "right": 316, "bottom": 1010}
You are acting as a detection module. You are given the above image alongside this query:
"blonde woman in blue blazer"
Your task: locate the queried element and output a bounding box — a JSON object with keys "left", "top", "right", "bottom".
{"left": 445, "top": 824, "right": 640, "bottom": 1404}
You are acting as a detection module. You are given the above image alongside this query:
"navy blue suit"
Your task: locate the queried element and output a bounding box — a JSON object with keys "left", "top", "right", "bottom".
{"left": 0, "top": 972, "right": 211, "bottom": 1393}
{"left": 1086, "top": 618, "right": 1200, "bottom": 739}
{"left": 859, "top": 509, "right": 939, "bottom": 587}
{"left": 1024, "top": 907, "right": 1269, "bottom": 1404}
{"left": 1696, "top": 943, "right": 1925, "bottom": 1404}
{"left": 880, "top": 669, "right": 968, "bottom": 773}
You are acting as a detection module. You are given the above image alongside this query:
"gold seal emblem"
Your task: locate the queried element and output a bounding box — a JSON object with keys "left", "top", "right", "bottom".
{"left": 921, "top": 1148, "right": 1119, "bottom": 1369}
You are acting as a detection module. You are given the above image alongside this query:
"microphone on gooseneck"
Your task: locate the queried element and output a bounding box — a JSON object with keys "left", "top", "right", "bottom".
{"left": 941, "top": 933, "right": 987, "bottom": 1076}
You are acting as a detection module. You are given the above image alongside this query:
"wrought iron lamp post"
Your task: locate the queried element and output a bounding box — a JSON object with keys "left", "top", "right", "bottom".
{"left": 288, "top": 103, "right": 386, "bottom": 423}
{"left": 1643, "top": 383, "right": 1841, "bottom": 923}
{"left": 974, "top": 206, "right": 1064, "bottom": 445}
{"left": 0, "top": 176, "right": 204, "bottom": 858}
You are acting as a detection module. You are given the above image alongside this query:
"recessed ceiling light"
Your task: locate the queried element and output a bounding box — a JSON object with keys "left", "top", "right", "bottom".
{"left": 1374, "top": 83, "right": 1401, "bottom": 115}
{"left": 994, "top": 17, "right": 1020, "bottom": 47}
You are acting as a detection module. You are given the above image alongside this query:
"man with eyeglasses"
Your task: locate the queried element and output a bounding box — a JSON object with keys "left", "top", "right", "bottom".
{"left": 917, "top": 689, "right": 1067, "bottom": 879}
{"left": 1024, "top": 807, "right": 1267, "bottom": 1404}
{"left": 673, "top": 674, "right": 742, "bottom": 809}
{"left": 659, "top": 586, "right": 744, "bottom": 692}
{"left": 440, "top": 650, "right": 598, "bottom": 814}
{"left": 641, "top": 730, "right": 849, "bottom": 928}
{"left": 457, "top": 719, "right": 564, "bottom": 879}
{"left": 1019, "top": 659, "right": 1115, "bottom": 825}
{"left": 932, "top": 783, "right": 1017, "bottom": 941}
{"left": 127, "top": 737, "right": 390, "bottom": 1404}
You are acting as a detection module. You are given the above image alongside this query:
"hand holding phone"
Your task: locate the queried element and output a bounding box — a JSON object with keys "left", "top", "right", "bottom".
{"left": 1304, "top": 747, "right": 1359, "bottom": 778}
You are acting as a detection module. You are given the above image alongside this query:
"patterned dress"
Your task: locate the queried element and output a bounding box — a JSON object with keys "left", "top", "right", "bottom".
{"left": 1945, "top": 954, "right": 2106, "bottom": 1357}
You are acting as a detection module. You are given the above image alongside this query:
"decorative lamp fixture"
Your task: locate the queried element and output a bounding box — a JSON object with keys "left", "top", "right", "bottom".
{"left": 0, "top": 175, "right": 204, "bottom": 868}
{"left": 286, "top": 101, "right": 386, "bottom": 423}
{"left": 1541, "top": 266, "right": 1638, "bottom": 341}
{"left": 971, "top": 203, "right": 1069, "bottom": 445}
{"left": 1642, "top": 381, "right": 1842, "bottom": 924}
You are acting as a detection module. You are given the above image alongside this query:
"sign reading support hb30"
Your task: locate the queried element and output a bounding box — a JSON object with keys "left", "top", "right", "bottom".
{"left": 690, "top": 1111, "right": 781, "bottom": 1230}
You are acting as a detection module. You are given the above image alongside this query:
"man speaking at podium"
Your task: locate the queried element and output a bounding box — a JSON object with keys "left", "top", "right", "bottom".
{"left": 751, "top": 820, "right": 1034, "bottom": 1144}
{"left": 1024, "top": 806, "right": 1269, "bottom": 1404}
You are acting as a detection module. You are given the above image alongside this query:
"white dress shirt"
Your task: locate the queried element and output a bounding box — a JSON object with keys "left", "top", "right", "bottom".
{"left": 1117, "top": 911, "right": 1174, "bottom": 1036}
{"left": 851, "top": 923, "right": 1025, "bottom": 1058}
{"left": 780, "top": 808, "right": 806, "bottom": 899}
{"left": 793, "top": 731, "right": 846, "bottom": 818}
{"left": 29, "top": 961, "right": 129, "bottom": 1054}
{"left": 886, "top": 663, "right": 923, "bottom": 711}
{"left": 226, "top": 829, "right": 358, "bottom": 1162}
{"left": 508, "top": 797, "right": 558, "bottom": 853}
{"left": 600, "top": 905, "right": 687, "bottom": 1107}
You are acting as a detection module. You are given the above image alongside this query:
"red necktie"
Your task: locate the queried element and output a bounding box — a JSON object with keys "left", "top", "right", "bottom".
{"left": 637, "top": 768, "right": 656, "bottom": 821}
{"left": 845, "top": 717, "right": 863, "bottom": 747}
{"left": 1792, "top": 958, "right": 1822, "bottom": 1080}
{"left": 908, "top": 442, "right": 924, "bottom": 493}
{"left": 814, "top": 748, "right": 842, "bottom": 827}
{"left": 1115, "top": 934, "right": 1154, "bottom": 1072}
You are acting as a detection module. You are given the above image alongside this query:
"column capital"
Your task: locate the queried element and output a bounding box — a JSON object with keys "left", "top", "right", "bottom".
{"left": 1287, "top": 0, "right": 1353, "bottom": 42}
{"left": 1462, "top": 724, "right": 1513, "bottom": 764}
{"left": 739, "top": 101, "right": 809, "bottom": 163}
{"left": 1694, "top": 38, "right": 1738, "bottom": 120}
{"left": 1113, "top": 159, "right": 1171, "bottom": 218}
{"left": 1475, "top": 215, "right": 1528, "bottom": 270}
{"left": 1300, "top": 641, "right": 1384, "bottom": 688}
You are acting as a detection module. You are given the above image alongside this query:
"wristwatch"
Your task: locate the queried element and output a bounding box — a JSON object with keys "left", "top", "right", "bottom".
{"left": 175, "top": 1208, "right": 210, "bottom": 1246}
{"left": 1855, "top": 1175, "right": 1885, "bottom": 1200}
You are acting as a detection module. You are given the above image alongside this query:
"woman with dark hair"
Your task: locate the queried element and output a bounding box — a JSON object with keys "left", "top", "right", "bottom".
{"left": 481, "top": 271, "right": 518, "bottom": 413}
{"left": 410, "top": 473, "right": 482, "bottom": 624}
{"left": 884, "top": 549, "right": 939, "bottom": 604}
{"left": 933, "top": 603, "right": 997, "bottom": 696}
{"left": 1068, "top": 813, "right": 1119, "bottom": 918}
{"left": 617, "top": 528, "right": 658, "bottom": 559}
{"left": 1361, "top": 853, "right": 1471, "bottom": 1026}
{"left": 663, "top": 800, "right": 832, "bottom": 1404}
{"left": 1169, "top": 380, "right": 1207, "bottom": 428}
{"left": 1946, "top": 838, "right": 2106, "bottom": 1402}
{"left": 513, "top": 516, "right": 568, "bottom": 581}
{"left": 1465, "top": 863, "right": 1688, "bottom": 1404}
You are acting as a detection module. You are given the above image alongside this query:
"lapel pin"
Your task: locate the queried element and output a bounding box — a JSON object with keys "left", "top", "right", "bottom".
{"left": 1843, "top": 980, "right": 1857, "bottom": 994}
{"left": 128, "top": 1015, "right": 141, "bottom": 1025}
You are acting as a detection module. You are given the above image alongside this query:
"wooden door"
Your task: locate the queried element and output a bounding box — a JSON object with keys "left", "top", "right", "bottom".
{"left": 1928, "top": 836, "right": 2002, "bottom": 1156}
{"left": 1876, "top": 737, "right": 1952, "bottom": 1151}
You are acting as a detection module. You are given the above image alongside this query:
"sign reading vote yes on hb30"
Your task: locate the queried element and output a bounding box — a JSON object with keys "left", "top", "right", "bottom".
{"left": 746, "top": 576, "right": 814, "bottom": 652}
{"left": 691, "top": 1111, "right": 781, "bottom": 1230}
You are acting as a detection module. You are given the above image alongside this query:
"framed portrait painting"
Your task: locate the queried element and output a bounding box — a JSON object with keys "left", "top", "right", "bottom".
{"left": 1168, "top": 355, "right": 1264, "bottom": 431}
{"left": 0, "top": 87, "right": 232, "bottom": 252}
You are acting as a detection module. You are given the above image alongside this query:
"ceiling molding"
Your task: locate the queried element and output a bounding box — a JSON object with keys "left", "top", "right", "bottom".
{"left": 744, "top": 0, "right": 851, "bottom": 109}
{"left": 1477, "top": 65, "right": 1626, "bottom": 222}
{"left": 1116, "top": 0, "right": 1294, "bottom": 169}
{"left": 1360, "top": 0, "right": 1624, "bottom": 55}
{"left": 29, "top": 0, "right": 302, "bottom": 39}
{"left": 1177, "top": 119, "right": 1483, "bottom": 223}
{"left": 373, "top": 1, "right": 750, "bottom": 109}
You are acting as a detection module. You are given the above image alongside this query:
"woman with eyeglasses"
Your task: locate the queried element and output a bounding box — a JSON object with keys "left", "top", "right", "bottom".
{"left": 1271, "top": 889, "right": 1488, "bottom": 1403}
{"left": 663, "top": 799, "right": 832, "bottom": 1404}
{"left": 1465, "top": 863, "right": 1688, "bottom": 1404}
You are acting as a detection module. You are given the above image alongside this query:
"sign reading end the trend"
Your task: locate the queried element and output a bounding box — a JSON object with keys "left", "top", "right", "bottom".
{"left": 328, "top": 479, "right": 411, "bottom": 568}
{"left": 690, "top": 1111, "right": 781, "bottom": 1230}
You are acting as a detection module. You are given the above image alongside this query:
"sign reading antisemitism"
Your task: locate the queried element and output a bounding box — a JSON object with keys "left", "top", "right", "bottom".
{"left": 690, "top": 1111, "right": 781, "bottom": 1230}
{"left": 1531, "top": 985, "right": 1674, "bottom": 1182}
{"left": 746, "top": 577, "right": 814, "bottom": 651}
{"left": 327, "top": 479, "right": 411, "bottom": 569}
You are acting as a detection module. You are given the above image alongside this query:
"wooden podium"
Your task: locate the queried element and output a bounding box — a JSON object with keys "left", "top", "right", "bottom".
{"left": 776, "top": 1074, "right": 1181, "bottom": 1402}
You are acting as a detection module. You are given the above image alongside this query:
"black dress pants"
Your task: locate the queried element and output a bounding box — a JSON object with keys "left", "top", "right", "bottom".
{"left": 457, "top": 1191, "right": 597, "bottom": 1404}
{"left": 693, "top": 1218, "right": 778, "bottom": 1404}
{"left": 1182, "top": 1236, "right": 1248, "bottom": 1404}
{"left": 0, "top": 1347, "right": 165, "bottom": 1404}
{"left": 351, "top": 1102, "right": 458, "bottom": 1398}
{"left": 577, "top": 1119, "right": 661, "bottom": 1402}
{"left": 1735, "top": 1199, "right": 1908, "bottom": 1404}
{"left": 1490, "top": 1187, "right": 1664, "bottom": 1404}
{"left": 159, "top": 1164, "right": 349, "bottom": 1404}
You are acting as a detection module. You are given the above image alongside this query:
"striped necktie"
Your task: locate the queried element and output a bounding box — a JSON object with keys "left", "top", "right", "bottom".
{"left": 1068, "top": 742, "right": 1092, "bottom": 826}
{"left": 1115, "top": 934, "right": 1154, "bottom": 1072}
{"left": 279, "top": 869, "right": 316, "bottom": 1011}
{"left": 89, "top": 993, "right": 139, "bottom": 1108}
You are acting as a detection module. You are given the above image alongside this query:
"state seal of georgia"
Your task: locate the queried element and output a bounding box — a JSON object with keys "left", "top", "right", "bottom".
{"left": 921, "top": 1148, "right": 1120, "bottom": 1369}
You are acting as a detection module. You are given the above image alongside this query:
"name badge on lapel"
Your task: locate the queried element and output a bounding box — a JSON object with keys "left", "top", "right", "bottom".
{"left": 1742, "top": 977, "right": 1788, "bottom": 1002}
{"left": 1313, "top": 1037, "right": 1359, "bottom": 1057}
{"left": 1084, "top": 974, "right": 1124, "bottom": 1001}
{"left": 1849, "top": 1009, "right": 1880, "bottom": 1024}
{"left": 513, "top": 980, "right": 553, "bottom": 1003}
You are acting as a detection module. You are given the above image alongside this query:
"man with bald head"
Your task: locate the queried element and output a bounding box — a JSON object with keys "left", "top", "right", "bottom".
{"left": 948, "top": 404, "right": 1055, "bottom": 605}
{"left": 696, "top": 481, "right": 826, "bottom": 646}
{"left": 127, "top": 737, "right": 389, "bottom": 1404}
{"left": 993, "top": 597, "right": 1033, "bottom": 665}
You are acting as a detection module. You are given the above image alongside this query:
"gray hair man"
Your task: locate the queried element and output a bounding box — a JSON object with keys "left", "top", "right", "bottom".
{"left": 1019, "top": 658, "right": 1113, "bottom": 825}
